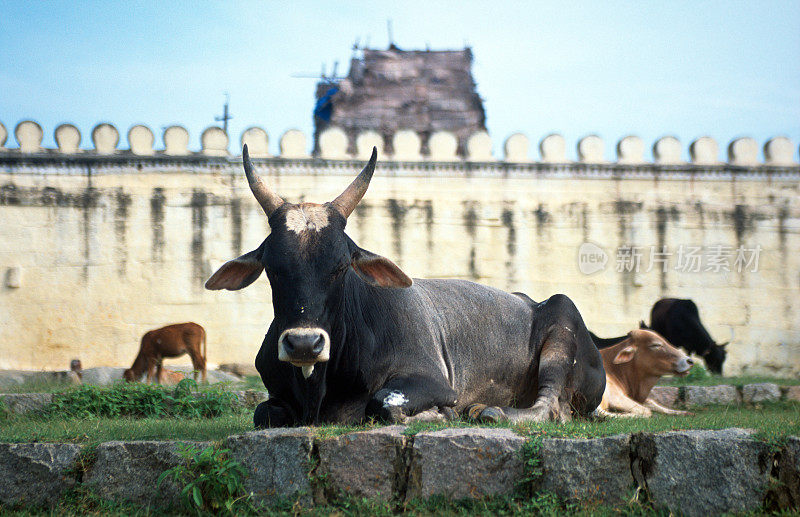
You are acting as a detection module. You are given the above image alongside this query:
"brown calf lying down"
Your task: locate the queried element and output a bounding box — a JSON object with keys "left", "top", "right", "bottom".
{"left": 123, "top": 322, "right": 207, "bottom": 383}
{"left": 157, "top": 369, "right": 186, "bottom": 386}
{"left": 597, "top": 329, "right": 692, "bottom": 417}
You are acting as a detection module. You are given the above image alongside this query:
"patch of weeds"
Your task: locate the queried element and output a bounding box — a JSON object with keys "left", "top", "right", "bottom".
{"left": 56, "top": 484, "right": 152, "bottom": 516}
{"left": 47, "top": 379, "right": 238, "bottom": 419}
{"left": 517, "top": 435, "right": 544, "bottom": 497}
{"left": 158, "top": 443, "right": 253, "bottom": 515}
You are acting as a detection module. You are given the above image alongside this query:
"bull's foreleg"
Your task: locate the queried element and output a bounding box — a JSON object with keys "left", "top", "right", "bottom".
{"left": 365, "top": 374, "right": 458, "bottom": 424}
{"left": 254, "top": 398, "right": 295, "bottom": 428}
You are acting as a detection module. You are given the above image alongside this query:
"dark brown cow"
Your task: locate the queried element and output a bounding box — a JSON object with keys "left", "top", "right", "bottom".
{"left": 596, "top": 329, "right": 692, "bottom": 417}
{"left": 123, "top": 322, "right": 207, "bottom": 383}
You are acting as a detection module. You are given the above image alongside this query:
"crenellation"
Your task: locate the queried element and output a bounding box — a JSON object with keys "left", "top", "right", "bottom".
{"left": 200, "top": 126, "right": 228, "bottom": 156}
{"left": 653, "top": 136, "right": 683, "bottom": 164}
{"left": 0, "top": 119, "right": 797, "bottom": 165}
{"left": 91, "top": 123, "right": 119, "bottom": 154}
{"left": 578, "top": 134, "right": 605, "bottom": 163}
{"left": 503, "top": 133, "right": 529, "bottom": 163}
{"left": 162, "top": 125, "right": 190, "bottom": 156}
{"left": 428, "top": 131, "right": 458, "bottom": 161}
{"left": 466, "top": 131, "right": 494, "bottom": 161}
{"left": 279, "top": 129, "right": 308, "bottom": 158}
{"left": 728, "top": 137, "right": 758, "bottom": 166}
{"left": 240, "top": 127, "right": 269, "bottom": 157}
{"left": 540, "top": 133, "right": 567, "bottom": 163}
{"left": 764, "top": 136, "right": 795, "bottom": 166}
{"left": 318, "top": 126, "right": 349, "bottom": 159}
{"left": 54, "top": 124, "right": 81, "bottom": 154}
{"left": 355, "top": 130, "right": 383, "bottom": 159}
{"left": 617, "top": 135, "right": 645, "bottom": 164}
{"left": 15, "top": 121, "right": 43, "bottom": 154}
{"left": 128, "top": 125, "right": 154, "bottom": 156}
{"left": 690, "top": 136, "right": 719, "bottom": 165}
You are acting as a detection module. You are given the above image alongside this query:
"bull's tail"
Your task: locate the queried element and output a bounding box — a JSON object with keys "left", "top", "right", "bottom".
{"left": 202, "top": 326, "right": 207, "bottom": 381}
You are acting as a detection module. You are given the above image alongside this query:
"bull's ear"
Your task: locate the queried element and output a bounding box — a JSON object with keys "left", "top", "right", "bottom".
{"left": 613, "top": 345, "right": 637, "bottom": 364}
{"left": 205, "top": 245, "right": 264, "bottom": 291}
{"left": 351, "top": 248, "right": 413, "bottom": 288}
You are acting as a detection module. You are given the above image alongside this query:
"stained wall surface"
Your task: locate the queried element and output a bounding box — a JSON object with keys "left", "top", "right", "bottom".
{"left": 1, "top": 155, "right": 798, "bottom": 376}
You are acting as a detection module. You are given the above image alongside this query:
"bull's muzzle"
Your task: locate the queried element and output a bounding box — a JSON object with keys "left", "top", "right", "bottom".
{"left": 278, "top": 328, "right": 330, "bottom": 378}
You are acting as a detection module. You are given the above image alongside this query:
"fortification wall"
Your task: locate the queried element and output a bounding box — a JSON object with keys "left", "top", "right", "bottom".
{"left": 1, "top": 120, "right": 799, "bottom": 375}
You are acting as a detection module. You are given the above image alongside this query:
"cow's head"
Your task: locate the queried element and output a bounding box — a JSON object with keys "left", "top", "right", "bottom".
{"left": 701, "top": 342, "right": 727, "bottom": 375}
{"left": 613, "top": 329, "right": 693, "bottom": 377}
{"left": 205, "top": 146, "right": 412, "bottom": 378}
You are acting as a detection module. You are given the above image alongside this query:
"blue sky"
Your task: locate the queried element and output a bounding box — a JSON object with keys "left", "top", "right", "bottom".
{"left": 1, "top": 1, "right": 798, "bottom": 161}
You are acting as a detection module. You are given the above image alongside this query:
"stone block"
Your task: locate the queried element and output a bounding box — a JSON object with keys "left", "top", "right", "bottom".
{"left": 85, "top": 440, "right": 209, "bottom": 508}
{"left": 632, "top": 429, "right": 770, "bottom": 517}
{"left": 317, "top": 425, "right": 407, "bottom": 500}
{"left": 55, "top": 124, "right": 81, "bottom": 154}
{"left": 225, "top": 428, "right": 314, "bottom": 505}
{"left": 80, "top": 367, "right": 127, "bottom": 385}
{"left": 648, "top": 386, "right": 680, "bottom": 408}
{"left": 783, "top": 385, "right": 800, "bottom": 402}
{"left": 218, "top": 363, "right": 259, "bottom": 377}
{"left": 538, "top": 434, "right": 633, "bottom": 505}
{"left": 1, "top": 393, "right": 53, "bottom": 414}
{"left": 407, "top": 427, "right": 525, "bottom": 500}
{"left": 770, "top": 436, "right": 800, "bottom": 509}
{"left": 91, "top": 123, "right": 119, "bottom": 154}
{"left": 0, "top": 443, "right": 82, "bottom": 507}
{"left": 683, "top": 384, "right": 741, "bottom": 407}
{"left": 742, "top": 383, "right": 781, "bottom": 403}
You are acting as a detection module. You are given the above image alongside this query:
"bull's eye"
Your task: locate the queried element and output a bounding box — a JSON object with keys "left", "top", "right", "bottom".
{"left": 649, "top": 342, "right": 663, "bottom": 349}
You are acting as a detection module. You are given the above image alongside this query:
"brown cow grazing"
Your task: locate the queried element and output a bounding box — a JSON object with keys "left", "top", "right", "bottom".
{"left": 123, "top": 322, "right": 207, "bottom": 383}
{"left": 596, "top": 329, "right": 693, "bottom": 417}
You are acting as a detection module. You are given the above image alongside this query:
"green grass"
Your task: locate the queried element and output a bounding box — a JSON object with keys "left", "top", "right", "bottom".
{"left": 656, "top": 364, "right": 800, "bottom": 387}
{"left": 2, "top": 402, "right": 797, "bottom": 445}
{"left": 0, "top": 413, "right": 253, "bottom": 446}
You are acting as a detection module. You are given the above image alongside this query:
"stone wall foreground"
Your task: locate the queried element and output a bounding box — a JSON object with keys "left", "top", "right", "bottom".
{"left": 0, "top": 428, "right": 798, "bottom": 515}
{"left": 0, "top": 141, "right": 799, "bottom": 375}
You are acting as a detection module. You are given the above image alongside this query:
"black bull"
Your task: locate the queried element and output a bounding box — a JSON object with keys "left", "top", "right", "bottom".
{"left": 206, "top": 146, "right": 605, "bottom": 426}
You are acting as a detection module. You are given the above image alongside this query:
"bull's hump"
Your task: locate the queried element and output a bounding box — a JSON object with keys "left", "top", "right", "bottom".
{"left": 285, "top": 204, "right": 330, "bottom": 234}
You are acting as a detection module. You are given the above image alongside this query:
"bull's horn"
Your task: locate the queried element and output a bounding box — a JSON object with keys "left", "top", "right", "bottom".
{"left": 331, "top": 147, "right": 377, "bottom": 218}
{"left": 242, "top": 144, "right": 284, "bottom": 216}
